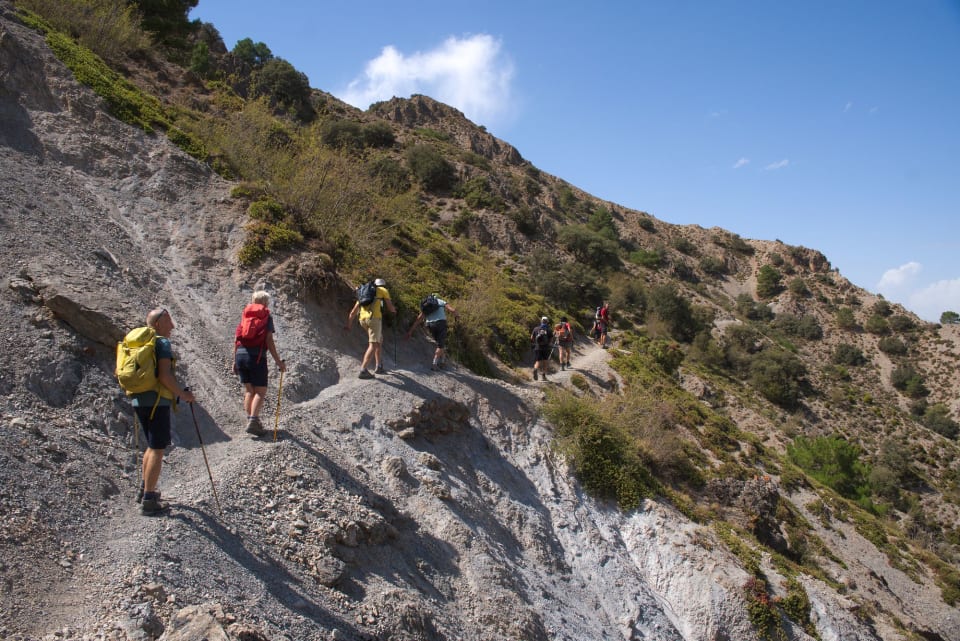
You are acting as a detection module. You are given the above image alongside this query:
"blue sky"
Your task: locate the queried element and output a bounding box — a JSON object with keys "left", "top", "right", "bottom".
{"left": 191, "top": 1, "right": 960, "bottom": 322}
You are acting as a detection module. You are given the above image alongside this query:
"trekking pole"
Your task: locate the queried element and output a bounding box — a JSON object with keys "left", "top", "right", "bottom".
{"left": 187, "top": 399, "right": 223, "bottom": 516}
{"left": 273, "top": 370, "right": 284, "bottom": 442}
{"left": 133, "top": 413, "right": 142, "bottom": 500}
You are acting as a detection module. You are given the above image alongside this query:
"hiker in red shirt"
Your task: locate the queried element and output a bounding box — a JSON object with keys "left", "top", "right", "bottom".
{"left": 554, "top": 316, "right": 574, "bottom": 370}
{"left": 598, "top": 302, "right": 610, "bottom": 349}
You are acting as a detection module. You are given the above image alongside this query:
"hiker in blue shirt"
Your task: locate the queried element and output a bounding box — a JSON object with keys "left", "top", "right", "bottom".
{"left": 405, "top": 293, "right": 459, "bottom": 370}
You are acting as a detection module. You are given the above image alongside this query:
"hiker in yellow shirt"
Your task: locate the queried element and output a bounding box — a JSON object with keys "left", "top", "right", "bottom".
{"left": 345, "top": 278, "right": 396, "bottom": 379}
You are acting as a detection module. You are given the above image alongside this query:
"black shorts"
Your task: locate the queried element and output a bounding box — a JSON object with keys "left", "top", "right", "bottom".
{"left": 236, "top": 347, "right": 268, "bottom": 387}
{"left": 427, "top": 319, "right": 449, "bottom": 348}
{"left": 135, "top": 405, "right": 171, "bottom": 450}
{"left": 534, "top": 346, "right": 551, "bottom": 362}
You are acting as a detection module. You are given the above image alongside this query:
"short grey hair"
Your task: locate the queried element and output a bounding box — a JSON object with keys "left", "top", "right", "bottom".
{"left": 252, "top": 290, "right": 270, "bottom": 306}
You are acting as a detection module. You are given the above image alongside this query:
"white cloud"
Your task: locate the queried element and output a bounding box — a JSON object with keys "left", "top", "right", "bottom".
{"left": 764, "top": 159, "right": 789, "bottom": 171}
{"left": 339, "top": 34, "right": 515, "bottom": 126}
{"left": 844, "top": 101, "right": 853, "bottom": 112}
{"left": 877, "top": 261, "right": 923, "bottom": 291}
{"left": 733, "top": 157, "right": 749, "bottom": 169}
{"left": 907, "top": 278, "right": 960, "bottom": 323}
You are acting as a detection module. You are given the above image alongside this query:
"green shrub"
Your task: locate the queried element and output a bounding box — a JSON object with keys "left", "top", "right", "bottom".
{"left": 42, "top": 29, "right": 168, "bottom": 132}
{"left": 864, "top": 314, "right": 889, "bottom": 335}
{"left": 888, "top": 314, "right": 915, "bottom": 332}
{"left": 787, "top": 277, "right": 809, "bottom": 297}
{"left": 699, "top": 255, "right": 727, "bottom": 276}
{"left": 455, "top": 176, "right": 503, "bottom": 211}
{"left": 250, "top": 58, "right": 312, "bottom": 115}
{"left": 736, "top": 293, "right": 773, "bottom": 321}
{"left": 557, "top": 224, "right": 621, "bottom": 270}
{"left": 671, "top": 237, "right": 697, "bottom": 255}
{"left": 508, "top": 205, "right": 538, "bottom": 236}
{"left": 835, "top": 307, "right": 857, "bottom": 330}
{"left": 771, "top": 313, "right": 822, "bottom": 340}
{"left": 361, "top": 121, "right": 395, "bottom": 148}
{"left": 406, "top": 144, "right": 455, "bottom": 191}
{"left": 248, "top": 198, "right": 285, "bottom": 222}
{"left": 629, "top": 247, "right": 663, "bottom": 269}
{"left": 648, "top": 285, "right": 700, "bottom": 342}
{"left": 878, "top": 336, "right": 908, "bottom": 355}
{"left": 749, "top": 349, "right": 807, "bottom": 410}
{"left": 131, "top": 0, "right": 197, "bottom": 51}
{"left": 756, "top": 265, "right": 783, "bottom": 298}
{"left": 367, "top": 157, "right": 411, "bottom": 195}
{"left": 544, "top": 392, "right": 659, "bottom": 510}
{"left": 832, "top": 343, "right": 866, "bottom": 366}
{"left": 940, "top": 311, "right": 960, "bottom": 325}
{"left": 921, "top": 404, "right": 959, "bottom": 439}
{"left": 320, "top": 119, "right": 363, "bottom": 149}
{"left": 890, "top": 365, "right": 928, "bottom": 398}
{"left": 18, "top": 0, "right": 148, "bottom": 62}
{"left": 787, "top": 435, "right": 870, "bottom": 500}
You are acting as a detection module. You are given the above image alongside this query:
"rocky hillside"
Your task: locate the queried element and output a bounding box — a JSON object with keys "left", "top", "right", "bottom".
{"left": 2, "top": 3, "right": 960, "bottom": 640}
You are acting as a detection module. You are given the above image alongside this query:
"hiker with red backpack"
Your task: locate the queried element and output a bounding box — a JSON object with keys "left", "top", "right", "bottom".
{"left": 234, "top": 291, "right": 285, "bottom": 436}
{"left": 530, "top": 316, "right": 554, "bottom": 381}
{"left": 554, "top": 316, "right": 574, "bottom": 370}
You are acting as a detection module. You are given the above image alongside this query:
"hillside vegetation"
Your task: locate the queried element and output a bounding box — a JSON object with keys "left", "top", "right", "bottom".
{"left": 6, "top": 2, "right": 960, "bottom": 640}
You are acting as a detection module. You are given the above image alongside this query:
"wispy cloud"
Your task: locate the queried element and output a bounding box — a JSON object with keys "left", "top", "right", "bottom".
{"left": 763, "top": 159, "right": 789, "bottom": 171}
{"left": 339, "top": 34, "right": 515, "bottom": 126}
{"left": 869, "top": 106, "right": 879, "bottom": 115}
{"left": 844, "top": 101, "right": 853, "bottom": 113}
{"left": 733, "top": 157, "right": 749, "bottom": 169}
{"left": 877, "top": 261, "right": 923, "bottom": 291}
{"left": 908, "top": 278, "right": 960, "bottom": 322}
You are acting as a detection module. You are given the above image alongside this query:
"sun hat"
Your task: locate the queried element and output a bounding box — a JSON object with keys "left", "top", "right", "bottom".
{"left": 374, "top": 278, "right": 386, "bottom": 286}
{"left": 541, "top": 316, "right": 549, "bottom": 323}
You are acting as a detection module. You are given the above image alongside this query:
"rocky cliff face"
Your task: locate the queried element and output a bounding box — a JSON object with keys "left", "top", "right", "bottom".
{"left": 0, "top": 4, "right": 957, "bottom": 641}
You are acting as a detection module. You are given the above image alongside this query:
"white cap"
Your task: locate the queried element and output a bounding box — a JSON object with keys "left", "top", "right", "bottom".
{"left": 374, "top": 278, "right": 386, "bottom": 287}
{"left": 541, "top": 316, "right": 549, "bottom": 323}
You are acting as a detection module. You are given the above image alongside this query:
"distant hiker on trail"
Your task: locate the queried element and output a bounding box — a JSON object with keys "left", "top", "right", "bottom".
{"left": 233, "top": 291, "right": 286, "bottom": 437}
{"left": 118, "top": 307, "right": 194, "bottom": 516}
{"left": 598, "top": 302, "right": 610, "bottom": 348}
{"left": 530, "top": 316, "right": 554, "bottom": 381}
{"left": 345, "top": 277, "right": 397, "bottom": 379}
{"left": 554, "top": 316, "right": 573, "bottom": 370}
{"left": 405, "top": 293, "right": 459, "bottom": 370}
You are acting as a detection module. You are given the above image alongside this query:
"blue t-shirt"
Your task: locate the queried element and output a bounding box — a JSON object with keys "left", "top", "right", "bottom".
{"left": 132, "top": 336, "right": 174, "bottom": 408}
{"left": 425, "top": 298, "right": 447, "bottom": 324}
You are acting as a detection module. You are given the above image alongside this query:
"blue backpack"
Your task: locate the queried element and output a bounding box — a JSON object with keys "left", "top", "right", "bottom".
{"left": 356, "top": 281, "right": 377, "bottom": 307}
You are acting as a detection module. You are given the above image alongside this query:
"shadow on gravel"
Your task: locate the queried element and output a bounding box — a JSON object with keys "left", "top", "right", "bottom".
{"left": 169, "top": 504, "right": 363, "bottom": 636}
{"left": 286, "top": 431, "right": 461, "bottom": 601}
{"left": 171, "top": 401, "right": 231, "bottom": 448}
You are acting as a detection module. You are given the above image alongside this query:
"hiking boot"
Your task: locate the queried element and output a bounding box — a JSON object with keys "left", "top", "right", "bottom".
{"left": 375, "top": 365, "right": 386, "bottom": 375}
{"left": 431, "top": 363, "right": 439, "bottom": 371}
{"left": 245, "top": 417, "right": 266, "bottom": 436}
{"left": 358, "top": 369, "right": 374, "bottom": 379}
{"left": 532, "top": 369, "right": 538, "bottom": 381}
{"left": 141, "top": 492, "right": 168, "bottom": 516}
{"left": 561, "top": 363, "right": 566, "bottom": 371}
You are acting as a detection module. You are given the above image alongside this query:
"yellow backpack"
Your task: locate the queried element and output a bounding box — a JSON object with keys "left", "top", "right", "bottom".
{"left": 116, "top": 327, "right": 175, "bottom": 417}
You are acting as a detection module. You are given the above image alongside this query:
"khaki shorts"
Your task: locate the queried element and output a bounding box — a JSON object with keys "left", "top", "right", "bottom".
{"left": 359, "top": 316, "right": 382, "bottom": 343}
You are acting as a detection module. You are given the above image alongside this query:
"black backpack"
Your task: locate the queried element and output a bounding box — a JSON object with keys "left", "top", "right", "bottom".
{"left": 356, "top": 281, "right": 377, "bottom": 307}
{"left": 420, "top": 294, "right": 440, "bottom": 315}
{"left": 534, "top": 326, "right": 550, "bottom": 346}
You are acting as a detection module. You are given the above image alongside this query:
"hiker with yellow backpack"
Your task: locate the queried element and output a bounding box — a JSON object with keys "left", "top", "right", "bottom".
{"left": 116, "top": 307, "right": 194, "bottom": 516}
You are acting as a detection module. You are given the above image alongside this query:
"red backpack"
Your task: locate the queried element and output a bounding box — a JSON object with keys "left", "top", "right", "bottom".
{"left": 235, "top": 304, "right": 270, "bottom": 360}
